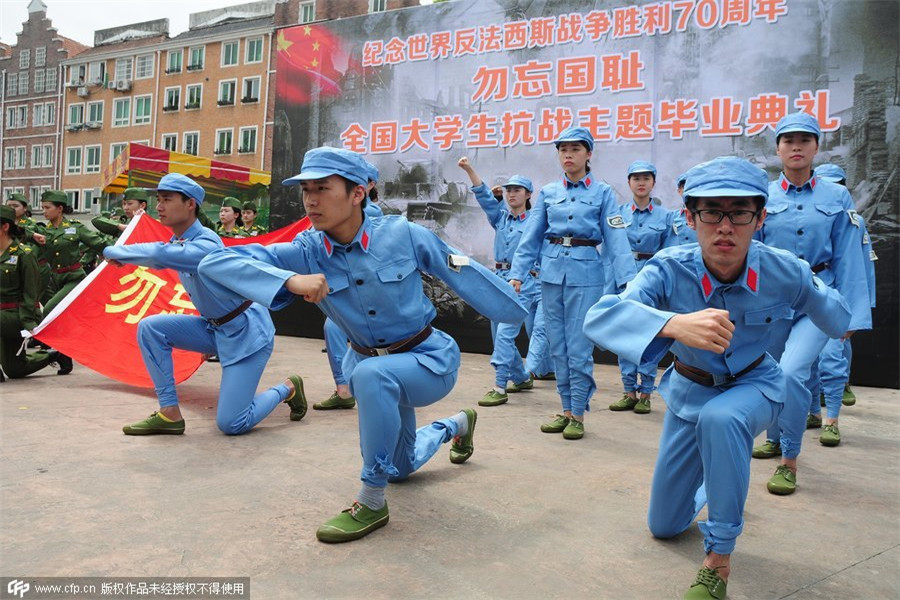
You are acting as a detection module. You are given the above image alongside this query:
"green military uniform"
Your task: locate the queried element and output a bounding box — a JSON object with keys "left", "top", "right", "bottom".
{"left": 239, "top": 201, "right": 267, "bottom": 237}
{"left": 215, "top": 197, "right": 246, "bottom": 238}
{"left": 34, "top": 191, "right": 110, "bottom": 315}
{"left": 7, "top": 194, "right": 53, "bottom": 305}
{"left": 0, "top": 205, "right": 56, "bottom": 378}
{"left": 92, "top": 188, "right": 148, "bottom": 238}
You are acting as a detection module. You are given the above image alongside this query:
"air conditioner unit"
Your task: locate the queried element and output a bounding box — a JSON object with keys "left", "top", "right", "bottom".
{"left": 116, "top": 80, "right": 132, "bottom": 91}
{"left": 107, "top": 80, "right": 117, "bottom": 90}
{"left": 77, "top": 87, "right": 89, "bottom": 97}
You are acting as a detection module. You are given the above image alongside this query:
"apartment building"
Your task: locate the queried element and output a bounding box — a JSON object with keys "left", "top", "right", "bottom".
{"left": 0, "top": 0, "right": 88, "bottom": 207}
{"left": 281, "top": 0, "right": 420, "bottom": 24}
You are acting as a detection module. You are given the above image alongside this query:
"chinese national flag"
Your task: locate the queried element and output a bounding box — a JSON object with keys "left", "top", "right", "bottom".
{"left": 276, "top": 24, "right": 348, "bottom": 105}
{"left": 33, "top": 215, "right": 311, "bottom": 388}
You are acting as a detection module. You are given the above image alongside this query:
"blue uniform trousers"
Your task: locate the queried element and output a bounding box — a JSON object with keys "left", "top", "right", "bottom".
{"left": 648, "top": 383, "right": 780, "bottom": 555}
{"left": 524, "top": 294, "right": 553, "bottom": 377}
{"left": 541, "top": 281, "right": 602, "bottom": 416}
{"left": 808, "top": 338, "right": 850, "bottom": 420}
{"left": 345, "top": 349, "right": 460, "bottom": 488}
{"left": 767, "top": 316, "right": 829, "bottom": 458}
{"left": 137, "top": 314, "right": 285, "bottom": 435}
{"left": 617, "top": 355, "right": 658, "bottom": 395}
{"left": 490, "top": 286, "right": 549, "bottom": 387}
{"left": 324, "top": 317, "right": 349, "bottom": 386}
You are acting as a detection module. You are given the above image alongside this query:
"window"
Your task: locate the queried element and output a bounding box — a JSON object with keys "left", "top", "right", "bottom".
{"left": 19, "top": 49, "right": 30, "bottom": 69}
{"left": 5, "top": 108, "right": 15, "bottom": 130}
{"left": 7, "top": 74, "right": 17, "bottom": 97}
{"left": 66, "top": 147, "right": 82, "bottom": 174}
{"left": 45, "top": 102, "right": 55, "bottom": 125}
{"left": 134, "top": 95, "right": 152, "bottom": 125}
{"left": 18, "top": 73, "right": 28, "bottom": 96}
{"left": 215, "top": 129, "right": 233, "bottom": 154}
{"left": 33, "top": 103, "right": 45, "bottom": 127}
{"left": 34, "top": 70, "right": 45, "bottom": 93}
{"left": 29, "top": 187, "right": 43, "bottom": 207}
{"left": 66, "top": 190, "right": 81, "bottom": 212}
{"left": 16, "top": 147, "right": 25, "bottom": 169}
{"left": 164, "top": 87, "right": 180, "bottom": 111}
{"left": 185, "top": 84, "right": 202, "bottom": 109}
{"left": 222, "top": 41, "right": 239, "bottom": 67}
{"left": 69, "top": 104, "right": 85, "bottom": 126}
{"left": 85, "top": 146, "right": 101, "bottom": 173}
{"left": 239, "top": 126, "right": 257, "bottom": 153}
{"left": 241, "top": 77, "right": 260, "bottom": 103}
{"left": 246, "top": 37, "right": 263, "bottom": 63}
{"left": 87, "top": 101, "right": 103, "bottom": 125}
{"left": 115, "top": 57, "right": 133, "bottom": 82}
{"left": 88, "top": 62, "right": 106, "bottom": 85}
{"left": 43, "top": 144, "right": 53, "bottom": 167}
{"left": 16, "top": 106, "right": 27, "bottom": 129}
{"left": 136, "top": 55, "right": 154, "bottom": 79}
{"left": 161, "top": 134, "right": 177, "bottom": 151}
{"left": 300, "top": 1, "right": 316, "bottom": 23}
{"left": 183, "top": 132, "right": 199, "bottom": 156}
{"left": 35, "top": 47, "right": 46, "bottom": 67}
{"left": 4, "top": 148, "right": 15, "bottom": 170}
{"left": 110, "top": 143, "right": 127, "bottom": 160}
{"left": 45, "top": 68, "right": 57, "bottom": 92}
{"left": 188, "top": 47, "right": 205, "bottom": 70}
{"left": 369, "top": 0, "right": 387, "bottom": 12}
{"left": 113, "top": 98, "right": 130, "bottom": 127}
{"left": 32, "top": 145, "right": 43, "bottom": 168}
{"left": 167, "top": 50, "right": 183, "bottom": 74}
{"left": 69, "top": 64, "right": 86, "bottom": 86}
{"left": 218, "top": 80, "right": 236, "bottom": 105}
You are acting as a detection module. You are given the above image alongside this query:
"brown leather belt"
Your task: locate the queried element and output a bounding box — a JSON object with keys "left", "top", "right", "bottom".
{"left": 207, "top": 300, "right": 252, "bottom": 326}
{"left": 38, "top": 258, "right": 49, "bottom": 266}
{"left": 549, "top": 236, "right": 599, "bottom": 247}
{"left": 811, "top": 262, "right": 829, "bottom": 274}
{"left": 495, "top": 261, "right": 511, "bottom": 270}
{"left": 52, "top": 263, "right": 82, "bottom": 274}
{"left": 633, "top": 251, "right": 655, "bottom": 260}
{"left": 350, "top": 325, "right": 433, "bottom": 357}
{"left": 674, "top": 355, "right": 765, "bottom": 387}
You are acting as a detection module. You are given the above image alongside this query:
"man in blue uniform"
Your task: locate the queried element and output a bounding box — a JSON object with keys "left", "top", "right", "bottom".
{"left": 752, "top": 113, "right": 871, "bottom": 494}
{"left": 198, "top": 147, "right": 527, "bottom": 542}
{"left": 583, "top": 156, "right": 850, "bottom": 600}
{"left": 668, "top": 171, "right": 698, "bottom": 246}
{"left": 103, "top": 173, "right": 307, "bottom": 435}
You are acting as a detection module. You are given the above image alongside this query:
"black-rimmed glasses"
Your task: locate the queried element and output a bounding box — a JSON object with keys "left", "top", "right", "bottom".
{"left": 692, "top": 209, "right": 759, "bottom": 225}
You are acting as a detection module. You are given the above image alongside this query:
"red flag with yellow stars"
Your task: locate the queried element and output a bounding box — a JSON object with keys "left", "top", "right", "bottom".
{"left": 276, "top": 24, "right": 347, "bottom": 105}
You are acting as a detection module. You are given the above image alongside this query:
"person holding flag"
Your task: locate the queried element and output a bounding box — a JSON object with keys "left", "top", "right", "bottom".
{"left": 102, "top": 173, "right": 308, "bottom": 436}
{"left": 198, "top": 147, "right": 527, "bottom": 543}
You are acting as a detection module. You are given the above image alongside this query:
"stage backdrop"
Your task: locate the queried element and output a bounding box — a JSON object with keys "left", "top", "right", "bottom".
{"left": 270, "top": 0, "right": 899, "bottom": 388}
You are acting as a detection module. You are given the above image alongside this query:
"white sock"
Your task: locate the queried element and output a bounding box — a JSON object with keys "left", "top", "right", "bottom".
{"left": 451, "top": 411, "right": 469, "bottom": 436}
{"left": 356, "top": 484, "right": 385, "bottom": 510}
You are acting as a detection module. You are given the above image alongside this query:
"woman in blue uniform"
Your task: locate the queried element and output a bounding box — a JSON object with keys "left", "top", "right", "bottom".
{"left": 509, "top": 126, "right": 636, "bottom": 439}
{"left": 458, "top": 157, "right": 551, "bottom": 407}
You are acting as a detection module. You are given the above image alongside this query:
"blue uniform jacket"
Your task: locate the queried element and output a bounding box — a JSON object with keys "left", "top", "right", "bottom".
{"left": 758, "top": 173, "right": 871, "bottom": 331}
{"left": 859, "top": 215, "right": 877, "bottom": 308}
{"left": 102, "top": 218, "right": 274, "bottom": 367}
{"left": 666, "top": 207, "right": 698, "bottom": 246}
{"left": 198, "top": 215, "right": 527, "bottom": 376}
{"left": 583, "top": 241, "right": 850, "bottom": 422}
{"left": 364, "top": 203, "right": 383, "bottom": 218}
{"left": 510, "top": 173, "right": 637, "bottom": 288}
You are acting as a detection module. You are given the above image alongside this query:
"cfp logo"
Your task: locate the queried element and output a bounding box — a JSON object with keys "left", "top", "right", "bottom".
{"left": 6, "top": 580, "right": 29, "bottom": 598}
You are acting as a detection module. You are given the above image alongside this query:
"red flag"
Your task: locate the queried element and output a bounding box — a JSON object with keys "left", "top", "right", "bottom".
{"left": 276, "top": 25, "right": 348, "bottom": 105}
{"left": 33, "top": 215, "right": 311, "bottom": 388}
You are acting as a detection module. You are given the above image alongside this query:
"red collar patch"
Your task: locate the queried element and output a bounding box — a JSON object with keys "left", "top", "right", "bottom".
{"left": 701, "top": 272, "right": 713, "bottom": 298}
{"left": 322, "top": 236, "right": 333, "bottom": 256}
{"left": 746, "top": 267, "right": 758, "bottom": 292}
{"left": 360, "top": 230, "right": 370, "bottom": 251}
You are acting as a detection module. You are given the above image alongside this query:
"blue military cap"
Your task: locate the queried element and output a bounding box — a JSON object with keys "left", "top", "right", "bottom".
{"left": 554, "top": 126, "right": 594, "bottom": 152}
{"left": 814, "top": 163, "right": 847, "bottom": 183}
{"left": 683, "top": 156, "right": 769, "bottom": 205}
{"left": 775, "top": 112, "right": 821, "bottom": 140}
{"left": 150, "top": 174, "right": 205, "bottom": 204}
{"left": 502, "top": 175, "right": 533, "bottom": 193}
{"left": 676, "top": 171, "right": 690, "bottom": 187}
{"left": 627, "top": 160, "right": 657, "bottom": 176}
{"left": 283, "top": 147, "right": 368, "bottom": 187}
{"left": 363, "top": 160, "right": 379, "bottom": 184}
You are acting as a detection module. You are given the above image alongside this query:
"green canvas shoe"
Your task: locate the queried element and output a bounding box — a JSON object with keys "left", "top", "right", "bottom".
{"left": 751, "top": 439, "right": 781, "bottom": 459}
{"left": 316, "top": 501, "right": 390, "bottom": 543}
{"left": 313, "top": 391, "right": 356, "bottom": 410}
{"left": 123, "top": 412, "right": 185, "bottom": 435}
{"left": 284, "top": 375, "right": 308, "bottom": 421}
{"left": 767, "top": 464, "right": 797, "bottom": 495}
{"left": 540, "top": 414, "right": 569, "bottom": 433}
{"left": 609, "top": 394, "right": 638, "bottom": 411}
{"left": 506, "top": 373, "right": 534, "bottom": 393}
{"left": 562, "top": 419, "right": 584, "bottom": 440}
{"left": 449, "top": 408, "right": 477, "bottom": 464}
{"left": 842, "top": 385, "right": 856, "bottom": 406}
{"left": 634, "top": 395, "right": 652, "bottom": 414}
{"left": 533, "top": 371, "right": 556, "bottom": 380}
{"left": 806, "top": 413, "right": 822, "bottom": 429}
{"left": 683, "top": 567, "right": 727, "bottom": 600}
{"left": 820, "top": 423, "right": 841, "bottom": 447}
{"left": 479, "top": 389, "right": 508, "bottom": 407}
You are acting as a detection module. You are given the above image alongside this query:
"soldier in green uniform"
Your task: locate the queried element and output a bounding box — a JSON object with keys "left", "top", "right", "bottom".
{"left": 240, "top": 201, "right": 267, "bottom": 237}
{"left": 0, "top": 205, "right": 58, "bottom": 380}
{"left": 5, "top": 193, "right": 51, "bottom": 303}
{"left": 215, "top": 197, "right": 245, "bottom": 238}
{"left": 92, "top": 188, "right": 149, "bottom": 238}
{"left": 32, "top": 191, "right": 111, "bottom": 373}
{"left": 6, "top": 193, "right": 36, "bottom": 230}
